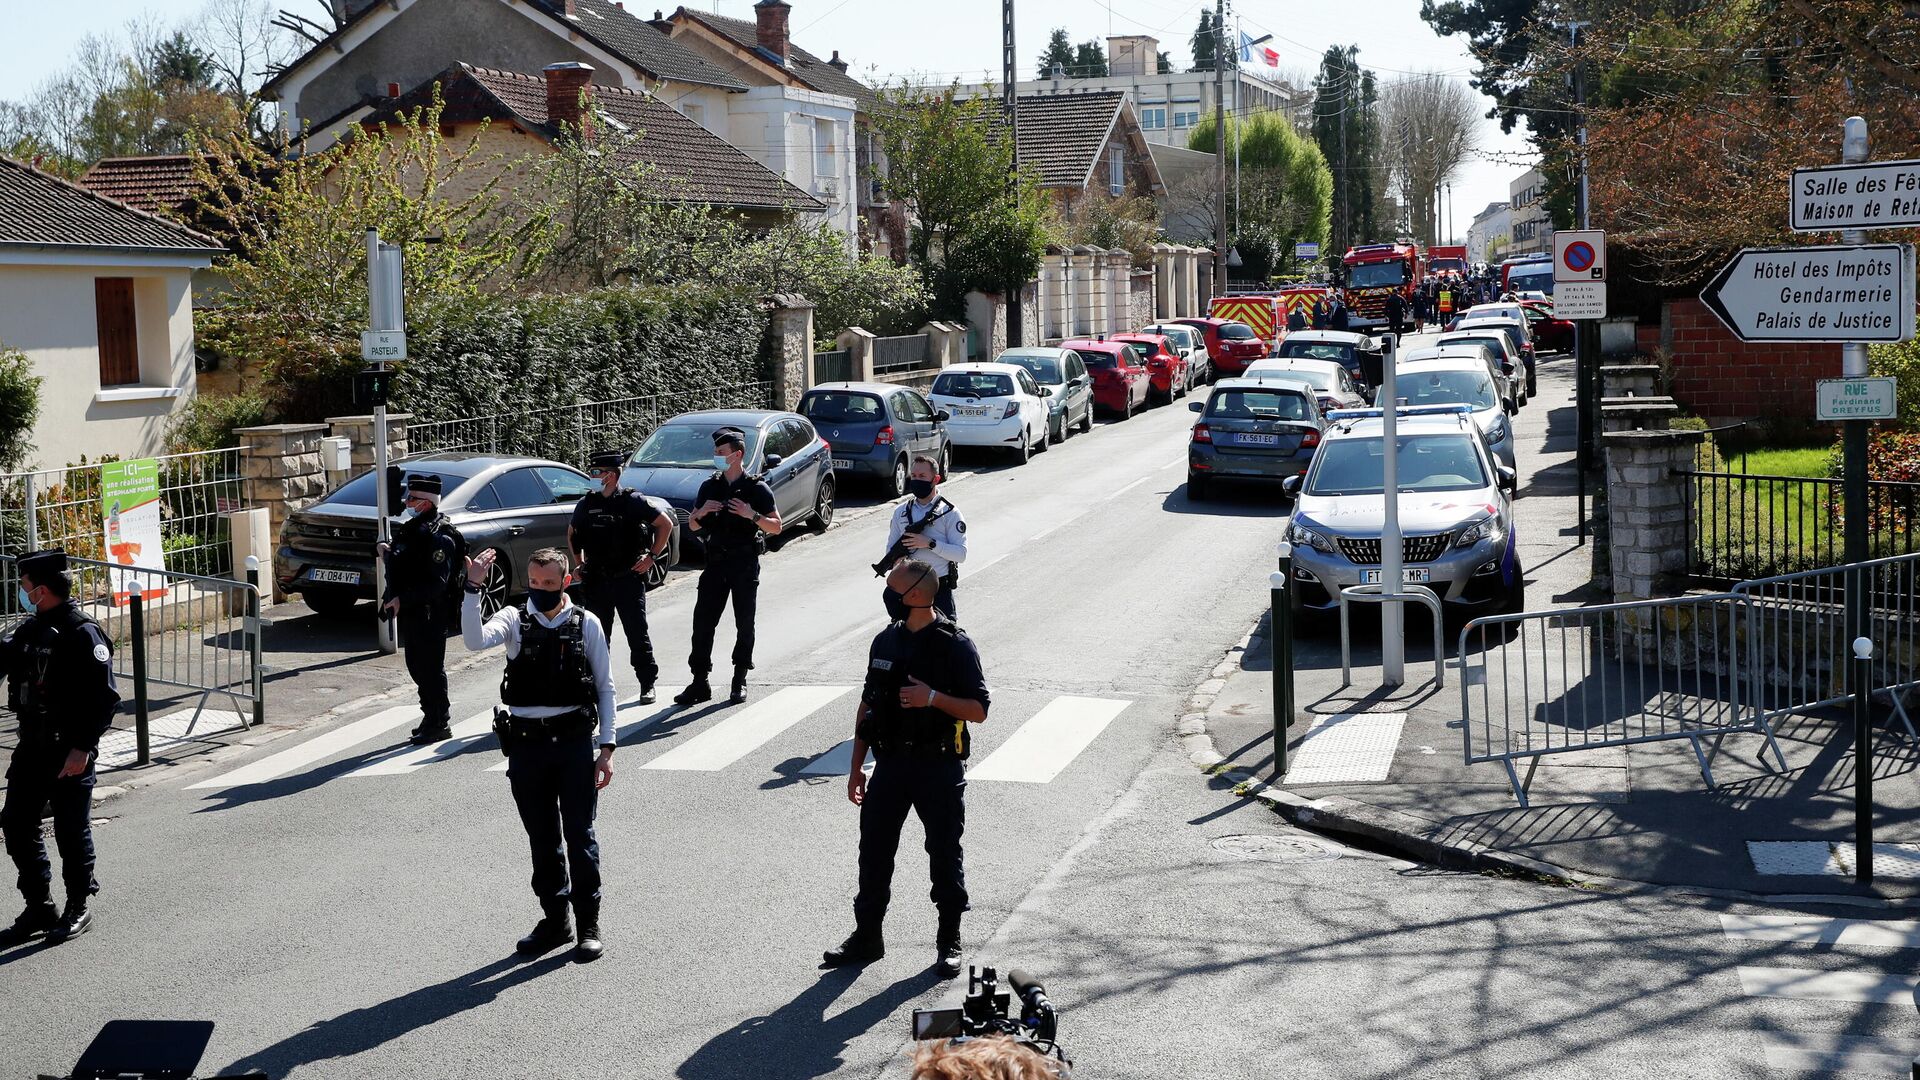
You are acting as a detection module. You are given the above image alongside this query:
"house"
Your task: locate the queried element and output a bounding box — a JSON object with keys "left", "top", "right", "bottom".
{"left": 1465, "top": 200, "right": 1512, "bottom": 264}
{"left": 0, "top": 157, "right": 221, "bottom": 468}
{"left": 1508, "top": 168, "right": 1551, "bottom": 256}
{"left": 363, "top": 62, "right": 822, "bottom": 227}
{"left": 78, "top": 156, "right": 200, "bottom": 217}
{"left": 964, "top": 89, "right": 1165, "bottom": 209}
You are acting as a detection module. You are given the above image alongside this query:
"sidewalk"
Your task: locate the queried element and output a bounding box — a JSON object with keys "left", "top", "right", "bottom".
{"left": 1193, "top": 352, "right": 1920, "bottom": 901}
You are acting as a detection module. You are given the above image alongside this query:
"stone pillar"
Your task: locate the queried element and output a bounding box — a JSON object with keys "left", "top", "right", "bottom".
{"left": 1106, "top": 249, "right": 1131, "bottom": 334}
{"left": 919, "top": 322, "right": 960, "bottom": 369}
{"left": 326, "top": 413, "right": 411, "bottom": 473}
{"left": 1603, "top": 428, "right": 1704, "bottom": 604}
{"left": 837, "top": 327, "right": 876, "bottom": 382}
{"left": 1044, "top": 251, "right": 1071, "bottom": 341}
{"left": 1072, "top": 246, "right": 1100, "bottom": 336}
{"left": 1599, "top": 398, "right": 1680, "bottom": 434}
{"left": 235, "top": 423, "right": 329, "bottom": 601}
{"left": 1152, "top": 243, "right": 1175, "bottom": 320}
{"left": 768, "top": 293, "right": 816, "bottom": 409}
{"left": 227, "top": 506, "right": 273, "bottom": 611}
{"left": 1197, "top": 249, "right": 1217, "bottom": 309}
{"left": 1600, "top": 364, "right": 1662, "bottom": 398}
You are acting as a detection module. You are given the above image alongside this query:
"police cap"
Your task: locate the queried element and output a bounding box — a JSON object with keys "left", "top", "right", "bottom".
{"left": 711, "top": 427, "right": 747, "bottom": 450}
{"left": 588, "top": 450, "right": 626, "bottom": 470}
{"left": 17, "top": 548, "right": 67, "bottom": 579}
{"left": 405, "top": 473, "right": 443, "bottom": 496}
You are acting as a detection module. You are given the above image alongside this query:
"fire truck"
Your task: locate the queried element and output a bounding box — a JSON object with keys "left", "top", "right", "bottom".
{"left": 1207, "top": 287, "right": 1331, "bottom": 353}
{"left": 1426, "top": 244, "right": 1468, "bottom": 277}
{"left": 1340, "top": 242, "right": 1421, "bottom": 329}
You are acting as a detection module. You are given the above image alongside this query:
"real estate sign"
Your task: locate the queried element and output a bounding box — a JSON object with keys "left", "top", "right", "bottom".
{"left": 101, "top": 458, "right": 166, "bottom": 605}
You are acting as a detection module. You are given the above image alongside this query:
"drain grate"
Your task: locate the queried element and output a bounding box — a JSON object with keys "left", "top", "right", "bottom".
{"left": 1211, "top": 833, "right": 1341, "bottom": 862}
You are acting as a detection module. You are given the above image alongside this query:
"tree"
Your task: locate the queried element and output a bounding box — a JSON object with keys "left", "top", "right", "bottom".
{"left": 1378, "top": 72, "right": 1481, "bottom": 248}
{"left": 1036, "top": 29, "right": 1075, "bottom": 79}
{"left": 1072, "top": 40, "right": 1108, "bottom": 78}
{"left": 1054, "top": 193, "right": 1163, "bottom": 265}
{"left": 1191, "top": 11, "right": 1218, "bottom": 73}
{"left": 1158, "top": 52, "right": 1174, "bottom": 74}
{"left": 1188, "top": 110, "right": 1333, "bottom": 282}
{"left": 0, "top": 344, "right": 43, "bottom": 472}
{"left": 1311, "top": 45, "right": 1383, "bottom": 251}
{"left": 195, "top": 0, "right": 300, "bottom": 134}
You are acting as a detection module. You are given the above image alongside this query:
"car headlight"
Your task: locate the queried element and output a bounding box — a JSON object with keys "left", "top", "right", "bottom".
{"left": 1454, "top": 514, "right": 1502, "bottom": 548}
{"left": 1288, "top": 521, "right": 1336, "bottom": 554}
{"left": 1486, "top": 414, "right": 1509, "bottom": 443}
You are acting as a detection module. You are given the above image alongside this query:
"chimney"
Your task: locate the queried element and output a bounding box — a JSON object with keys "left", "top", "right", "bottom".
{"left": 1051, "top": 61, "right": 1064, "bottom": 88}
{"left": 544, "top": 62, "right": 595, "bottom": 139}
{"left": 387, "top": 81, "right": 401, "bottom": 98}
{"left": 754, "top": 0, "right": 791, "bottom": 65}
{"left": 827, "top": 49, "right": 847, "bottom": 73}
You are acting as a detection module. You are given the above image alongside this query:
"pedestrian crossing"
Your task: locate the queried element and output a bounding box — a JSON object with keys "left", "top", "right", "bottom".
{"left": 183, "top": 687, "right": 1134, "bottom": 795}
{"left": 1719, "top": 912, "right": 1920, "bottom": 1074}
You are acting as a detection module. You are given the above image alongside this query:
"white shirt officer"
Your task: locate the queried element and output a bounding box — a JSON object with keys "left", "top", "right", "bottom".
{"left": 463, "top": 590, "right": 619, "bottom": 747}
{"left": 883, "top": 463, "right": 968, "bottom": 579}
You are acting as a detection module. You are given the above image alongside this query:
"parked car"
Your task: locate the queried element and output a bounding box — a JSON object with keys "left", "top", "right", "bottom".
{"left": 999, "top": 347, "right": 1095, "bottom": 444}
{"left": 1140, "top": 322, "right": 1212, "bottom": 385}
{"left": 1517, "top": 300, "right": 1575, "bottom": 354}
{"left": 1274, "top": 330, "right": 1385, "bottom": 391}
{"left": 1281, "top": 406, "right": 1523, "bottom": 619}
{"left": 1413, "top": 339, "right": 1521, "bottom": 411}
{"left": 800, "top": 382, "right": 951, "bottom": 498}
{"left": 1443, "top": 302, "right": 1528, "bottom": 333}
{"left": 1241, "top": 357, "right": 1369, "bottom": 413}
{"left": 620, "top": 408, "right": 836, "bottom": 554}
{"left": 1388, "top": 357, "right": 1517, "bottom": 470}
{"left": 1170, "top": 317, "right": 1267, "bottom": 377}
{"left": 279, "top": 452, "right": 680, "bottom": 618}
{"left": 1186, "top": 378, "right": 1323, "bottom": 500}
{"left": 1454, "top": 314, "right": 1538, "bottom": 398}
{"left": 927, "top": 362, "right": 1052, "bottom": 464}
{"left": 1112, "top": 332, "right": 1192, "bottom": 403}
{"left": 1060, "top": 338, "right": 1152, "bottom": 419}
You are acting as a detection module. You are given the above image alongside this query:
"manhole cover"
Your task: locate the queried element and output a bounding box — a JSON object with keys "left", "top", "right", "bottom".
{"left": 1210, "top": 834, "right": 1340, "bottom": 862}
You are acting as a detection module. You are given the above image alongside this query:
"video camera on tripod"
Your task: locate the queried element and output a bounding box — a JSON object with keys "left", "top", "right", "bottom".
{"left": 911, "top": 966, "right": 1070, "bottom": 1072}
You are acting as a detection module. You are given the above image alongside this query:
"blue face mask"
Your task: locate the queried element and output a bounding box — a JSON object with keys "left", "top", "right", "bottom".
{"left": 713, "top": 454, "right": 732, "bottom": 472}
{"left": 15, "top": 586, "right": 31, "bottom": 609}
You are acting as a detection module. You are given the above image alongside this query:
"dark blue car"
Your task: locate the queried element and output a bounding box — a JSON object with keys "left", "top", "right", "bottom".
{"left": 799, "top": 382, "right": 951, "bottom": 498}
{"left": 618, "top": 409, "right": 836, "bottom": 555}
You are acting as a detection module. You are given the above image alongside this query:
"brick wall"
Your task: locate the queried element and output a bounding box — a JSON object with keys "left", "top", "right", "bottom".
{"left": 1640, "top": 298, "right": 1837, "bottom": 423}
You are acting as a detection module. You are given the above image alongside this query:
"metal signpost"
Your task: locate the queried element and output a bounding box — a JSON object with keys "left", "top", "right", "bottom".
{"left": 1555, "top": 229, "right": 1607, "bottom": 543}
{"left": 365, "top": 230, "right": 405, "bottom": 656}
{"left": 1379, "top": 337, "right": 1404, "bottom": 686}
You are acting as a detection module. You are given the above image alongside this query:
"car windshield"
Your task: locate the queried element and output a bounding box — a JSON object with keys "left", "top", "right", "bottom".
{"left": 1218, "top": 323, "right": 1260, "bottom": 340}
{"left": 1252, "top": 365, "right": 1334, "bottom": 390}
{"left": 1348, "top": 261, "right": 1407, "bottom": 288}
{"left": 1081, "top": 353, "right": 1116, "bottom": 370}
{"left": 634, "top": 424, "right": 761, "bottom": 468}
{"left": 1507, "top": 267, "right": 1553, "bottom": 293}
{"left": 800, "top": 391, "right": 884, "bottom": 424}
{"left": 1150, "top": 327, "right": 1194, "bottom": 348}
{"left": 322, "top": 462, "right": 486, "bottom": 506}
{"left": 1003, "top": 355, "right": 1062, "bottom": 382}
{"left": 932, "top": 372, "right": 1015, "bottom": 397}
{"left": 1395, "top": 370, "right": 1497, "bottom": 411}
{"left": 1279, "top": 341, "right": 1355, "bottom": 364}
{"left": 1458, "top": 321, "right": 1526, "bottom": 350}
{"left": 1208, "top": 389, "right": 1311, "bottom": 421}
{"left": 1308, "top": 434, "right": 1488, "bottom": 495}
{"left": 1444, "top": 335, "right": 1509, "bottom": 358}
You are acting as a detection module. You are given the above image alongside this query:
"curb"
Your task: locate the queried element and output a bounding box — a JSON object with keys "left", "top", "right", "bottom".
{"left": 1182, "top": 618, "right": 1920, "bottom": 912}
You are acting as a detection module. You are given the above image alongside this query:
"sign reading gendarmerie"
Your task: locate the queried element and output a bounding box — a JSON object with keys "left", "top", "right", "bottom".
{"left": 1816, "top": 377, "right": 1898, "bottom": 421}
{"left": 1792, "top": 159, "right": 1920, "bottom": 232}
{"left": 1700, "top": 243, "right": 1916, "bottom": 343}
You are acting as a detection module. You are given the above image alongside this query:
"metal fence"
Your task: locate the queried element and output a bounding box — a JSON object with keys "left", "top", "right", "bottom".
{"left": 813, "top": 350, "right": 853, "bottom": 384}
{"left": 871, "top": 334, "right": 933, "bottom": 375}
{"left": 1681, "top": 468, "right": 1920, "bottom": 582}
{"left": 0, "top": 447, "right": 250, "bottom": 578}
{"left": 408, "top": 382, "right": 776, "bottom": 466}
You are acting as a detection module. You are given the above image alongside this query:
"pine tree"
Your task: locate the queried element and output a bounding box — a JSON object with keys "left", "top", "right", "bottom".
{"left": 1311, "top": 45, "right": 1381, "bottom": 251}
{"left": 1036, "top": 29, "right": 1075, "bottom": 80}
{"left": 1190, "top": 11, "right": 1217, "bottom": 73}
{"left": 1072, "top": 40, "right": 1108, "bottom": 78}
{"left": 1157, "top": 51, "right": 1173, "bottom": 74}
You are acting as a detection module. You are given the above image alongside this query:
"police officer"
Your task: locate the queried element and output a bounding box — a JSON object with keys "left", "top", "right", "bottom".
{"left": 879, "top": 456, "right": 966, "bottom": 622}
{"left": 1311, "top": 296, "right": 1329, "bottom": 330}
{"left": 1384, "top": 290, "right": 1408, "bottom": 340}
{"left": 462, "top": 546, "right": 617, "bottom": 962}
{"left": 675, "top": 427, "right": 780, "bottom": 707}
{"left": 1285, "top": 305, "right": 1308, "bottom": 333}
{"left": 0, "top": 550, "right": 119, "bottom": 947}
{"left": 570, "top": 451, "right": 671, "bottom": 705}
{"left": 824, "top": 561, "right": 989, "bottom": 979}
{"left": 379, "top": 474, "right": 462, "bottom": 745}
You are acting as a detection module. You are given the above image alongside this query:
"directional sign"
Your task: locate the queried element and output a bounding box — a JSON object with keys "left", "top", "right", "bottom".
{"left": 361, "top": 330, "right": 406, "bottom": 362}
{"left": 1792, "top": 159, "right": 1920, "bottom": 232}
{"left": 1700, "top": 243, "right": 1916, "bottom": 344}
{"left": 1553, "top": 229, "right": 1606, "bottom": 282}
{"left": 1555, "top": 280, "right": 1606, "bottom": 320}
{"left": 1817, "top": 377, "right": 1898, "bottom": 421}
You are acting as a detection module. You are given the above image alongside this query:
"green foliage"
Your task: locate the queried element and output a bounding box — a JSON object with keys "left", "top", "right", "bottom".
{"left": 1158, "top": 52, "right": 1174, "bottom": 75}
{"left": 164, "top": 391, "right": 272, "bottom": 452}
{"left": 1187, "top": 111, "right": 1332, "bottom": 280}
{"left": 1191, "top": 11, "right": 1219, "bottom": 72}
{"left": 1871, "top": 339, "right": 1920, "bottom": 434}
{"left": 1072, "top": 41, "right": 1109, "bottom": 78}
{"left": 0, "top": 344, "right": 41, "bottom": 471}
{"left": 1055, "top": 193, "right": 1164, "bottom": 265}
{"left": 1310, "top": 46, "right": 1383, "bottom": 248}
{"left": 1037, "top": 29, "right": 1075, "bottom": 79}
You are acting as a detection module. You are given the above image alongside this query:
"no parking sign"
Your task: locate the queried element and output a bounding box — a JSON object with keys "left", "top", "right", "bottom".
{"left": 1553, "top": 230, "right": 1607, "bottom": 282}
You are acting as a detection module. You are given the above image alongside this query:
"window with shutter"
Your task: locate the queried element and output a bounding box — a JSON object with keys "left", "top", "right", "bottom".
{"left": 95, "top": 278, "right": 139, "bottom": 386}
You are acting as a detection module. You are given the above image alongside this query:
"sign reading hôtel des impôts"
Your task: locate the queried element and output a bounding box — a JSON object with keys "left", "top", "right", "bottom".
{"left": 1700, "top": 243, "right": 1916, "bottom": 344}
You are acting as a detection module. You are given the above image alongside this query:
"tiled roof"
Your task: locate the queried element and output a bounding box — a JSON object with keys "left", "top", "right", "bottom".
{"left": 676, "top": 8, "right": 876, "bottom": 110}
{"left": 988, "top": 90, "right": 1127, "bottom": 188}
{"left": 371, "top": 65, "right": 821, "bottom": 212}
{"left": 78, "top": 155, "right": 200, "bottom": 215}
{"left": 0, "top": 156, "right": 221, "bottom": 254}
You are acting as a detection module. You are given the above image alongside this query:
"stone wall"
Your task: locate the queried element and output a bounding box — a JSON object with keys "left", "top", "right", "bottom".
{"left": 766, "top": 294, "right": 815, "bottom": 411}
{"left": 1602, "top": 427, "right": 1703, "bottom": 603}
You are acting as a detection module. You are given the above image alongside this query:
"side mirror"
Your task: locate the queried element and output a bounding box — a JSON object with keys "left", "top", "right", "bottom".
{"left": 934, "top": 410, "right": 950, "bottom": 422}
{"left": 1496, "top": 465, "right": 1517, "bottom": 491}
{"left": 1038, "top": 387, "right": 1053, "bottom": 397}
{"left": 764, "top": 453, "right": 784, "bottom": 469}
{"left": 1188, "top": 400, "right": 1205, "bottom": 413}
{"left": 1281, "top": 474, "right": 1303, "bottom": 497}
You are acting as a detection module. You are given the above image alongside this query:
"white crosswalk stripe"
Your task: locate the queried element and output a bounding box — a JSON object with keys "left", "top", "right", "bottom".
{"left": 1754, "top": 1032, "right": 1920, "bottom": 1074}
{"left": 345, "top": 709, "right": 497, "bottom": 777}
{"left": 966, "top": 696, "right": 1131, "bottom": 784}
{"left": 801, "top": 739, "right": 873, "bottom": 777}
{"left": 1720, "top": 912, "right": 1920, "bottom": 1073}
{"left": 1735, "top": 965, "right": 1919, "bottom": 1005}
{"left": 1719, "top": 913, "right": 1920, "bottom": 950}
{"left": 484, "top": 688, "right": 687, "bottom": 772}
{"left": 640, "top": 685, "right": 854, "bottom": 772}
{"left": 186, "top": 705, "right": 420, "bottom": 790}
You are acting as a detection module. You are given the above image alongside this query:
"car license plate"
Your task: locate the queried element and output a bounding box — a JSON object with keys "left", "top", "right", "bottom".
{"left": 956, "top": 405, "right": 988, "bottom": 417}
{"left": 1362, "top": 568, "right": 1431, "bottom": 584}
{"left": 829, "top": 458, "right": 851, "bottom": 468}
{"left": 1235, "top": 433, "right": 1280, "bottom": 446}
{"left": 309, "top": 568, "right": 360, "bottom": 585}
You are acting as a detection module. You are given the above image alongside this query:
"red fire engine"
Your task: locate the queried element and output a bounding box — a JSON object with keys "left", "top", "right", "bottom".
{"left": 1340, "top": 242, "right": 1421, "bottom": 329}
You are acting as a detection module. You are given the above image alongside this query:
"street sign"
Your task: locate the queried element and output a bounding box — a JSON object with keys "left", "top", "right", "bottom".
{"left": 1817, "top": 377, "right": 1898, "bottom": 421}
{"left": 1294, "top": 242, "right": 1320, "bottom": 260}
{"left": 1553, "top": 229, "right": 1606, "bottom": 282}
{"left": 1555, "top": 280, "right": 1606, "bottom": 320}
{"left": 1700, "top": 243, "right": 1916, "bottom": 343}
{"left": 1792, "top": 158, "right": 1920, "bottom": 232}
{"left": 360, "top": 330, "right": 406, "bottom": 362}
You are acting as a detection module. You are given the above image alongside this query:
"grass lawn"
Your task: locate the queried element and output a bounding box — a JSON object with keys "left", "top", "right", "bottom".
{"left": 1689, "top": 441, "right": 1920, "bottom": 579}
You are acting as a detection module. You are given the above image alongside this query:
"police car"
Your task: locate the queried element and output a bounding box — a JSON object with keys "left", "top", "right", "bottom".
{"left": 1279, "top": 405, "right": 1524, "bottom": 619}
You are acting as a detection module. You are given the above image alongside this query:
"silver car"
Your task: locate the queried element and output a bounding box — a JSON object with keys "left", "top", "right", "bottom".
{"left": 1388, "top": 358, "right": 1517, "bottom": 471}
{"left": 1400, "top": 342, "right": 1516, "bottom": 415}
{"left": 1280, "top": 408, "right": 1523, "bottom": 618}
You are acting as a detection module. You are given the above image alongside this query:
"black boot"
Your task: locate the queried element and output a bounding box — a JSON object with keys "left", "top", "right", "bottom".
{"left": 729, "top": 668, "right": 749, "bottom": 704}
{"left": 516, "top": 906, "right": 573, "bottom": 956}
{"left": 822, "top": 925, "right": 884, "bottom": 967}
{"left": 573, "top": 902, "right": 603, "bottom": 963}
{"left": 53, "top": 897, "right": 93, "bottom": 943}
{"left": 674, "top": 679, "right": 712, "bottom": 707}
{"left": 0, "top": 901, "right": 59, "bottom": 948}
{"left": 935, "top": 911, "right": 962, "bottom": 979}
{"left": 636, "top": 682, "right": 657, "bottom": 706}
{"left": 409, "top": 721, "right": 452, "bottom": 746}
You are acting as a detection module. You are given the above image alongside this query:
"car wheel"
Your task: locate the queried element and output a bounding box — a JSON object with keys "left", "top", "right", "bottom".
{"left": 641, "top": 555, "right": 669, "bottom": 591}
{"left": 1500, "top": 565, "right": 1527, "bottom": 614}
{"left": 1048, "top": 413, "right": 1064, "bottom": 445}
{"left": 1175, "top": 372, "right": 1188, "bottom": 399}
{"left": 477, "top": 551, "right": 510, "bottom": 620}
{"left": 938, "top": 446, "right": 951, "bottom": 479}
{"left": 1012, "top": 432, "right": 1030, "bottom": 465}
{"left": 302, "top": 587, "right": 360, "bottom": 618}
{"left": 1187, "top": 473, "right": 1209, "bottom": 500}
{"left": 1078, "top": 403, "right": 1094, "bottom": 433}
{"left": 808, "top": 476, "right": 836, "bottom": 533}
{"left": 886, "top": 455, "right": 909, "bottom": 499}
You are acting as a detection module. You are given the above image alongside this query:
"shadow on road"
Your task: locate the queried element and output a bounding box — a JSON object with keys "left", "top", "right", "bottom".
{"left": 676, "top": 966, "right": 943, "bottom": 1080}
{"left": 1158, "top": 482, "right": 1292, "bottom": 518}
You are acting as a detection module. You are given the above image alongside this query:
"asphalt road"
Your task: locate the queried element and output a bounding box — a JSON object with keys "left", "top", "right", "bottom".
{"left": 4, "top": 339, "right": 1915, "bottom": 1078}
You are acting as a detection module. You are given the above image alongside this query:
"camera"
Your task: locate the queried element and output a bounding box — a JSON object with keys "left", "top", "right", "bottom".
{"left": 911, "top": 966, "right": 1070, "bottom": 1070}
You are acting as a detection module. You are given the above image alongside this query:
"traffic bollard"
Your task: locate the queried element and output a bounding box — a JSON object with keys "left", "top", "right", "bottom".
{"left": 246, "top": 555, "right": 264, "bottom": 729}
{"left": 130, "top": 592, "right": 150, "bottom": 766}
{"left": 1271, "top": 545, "right": 1297, "bottom": 780}
{"left": 1853, "top": 635, "right": 1874, "bottom": 884}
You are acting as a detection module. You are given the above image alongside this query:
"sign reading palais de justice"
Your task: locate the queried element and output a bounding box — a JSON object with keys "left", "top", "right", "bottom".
{"left": 1792, "top": 158, "right": 1920, "bottom": 231}
{"left": 1700, "top": 243, "right": 1916, "bottom": 343}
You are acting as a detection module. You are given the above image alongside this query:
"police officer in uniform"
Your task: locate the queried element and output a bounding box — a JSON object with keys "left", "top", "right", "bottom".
{"left": 675, "top": 427, "right": 780, "bottom": 707}
{"left": 1384, "top": 289, "right": 1408, "bottom": 342}
{"left": 878, "top": 456, "right": 966, "bottom": 622}
{"left": 463, "top": 546, "right": 617, "bottom": 962}
{"left": 570, "top": 451, "right": 671, "bottom": 704}
{"left": 0, "top": 550, "right": 119, "bottom": 947}
{"left": 824, "top": 561, "right": 989, "bottom": 979}
{"left": 379, "top": 474, "right": 462, "bottom": 745}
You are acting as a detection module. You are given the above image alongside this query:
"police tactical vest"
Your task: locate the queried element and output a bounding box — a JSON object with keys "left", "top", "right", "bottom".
{"left": 7, "top": 604, "right": 105, "bottom": 743}
{"left": 580, "top": 489, "right": 647, "bottom": 570}
{"left": 863, "top": 621, "right": 970, "bottom": 759}
{"left": 500, "top": 607, "right": 596, "bottom": 708}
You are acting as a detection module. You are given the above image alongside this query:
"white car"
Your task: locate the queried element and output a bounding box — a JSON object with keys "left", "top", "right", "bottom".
{"left": 928, "top": 362, "right": 1052, "bottom": 465}
{"left": 1141, "top": 322, "right": 1212, "bottom": 385}
{"left": 1242, "top": 357, "right": 1369, "bottom": 413}
{"left": 1388, "top": 357, "right": 1517, "bottom": 471}
{"left": 1403, "top": 342, "right": 1517, "bottom": 412}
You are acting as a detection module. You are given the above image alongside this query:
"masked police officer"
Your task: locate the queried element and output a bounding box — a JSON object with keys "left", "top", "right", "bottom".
{"left": 0, "top": 550, "right": 119, "bottom": 947}
{"left": 379, "top": 474, "right": 462, "bottom": 745}
{"left": 878, "top": 456, "right": 966, "bottom": 622}
{"left": 570, "top": 451, "right": 671, "bottom": 705}
{"left": 824, "top": 560, "right": 989, "bottom": 979}
{"left": 676, "top": 427, "right": 780, "bottom": 707}
{"left": 463, "top": 546, "right": 617, "bottom": 962}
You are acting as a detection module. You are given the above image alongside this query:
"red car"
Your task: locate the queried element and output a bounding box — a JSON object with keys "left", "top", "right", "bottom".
{"left": 1518, "top": 300, "right": 1575, "bottom": 354}
{"left": 1171, "top": 317, "right": 1266, "bottom": 378}
{"left": 1060, "top": 338, "right": 1152, "bottom": 419}
{"left": 1111, "top": 332, "right": 1193, "bottom": 403}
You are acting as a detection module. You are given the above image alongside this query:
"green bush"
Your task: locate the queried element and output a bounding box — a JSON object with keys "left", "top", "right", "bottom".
{"left": 0, "top": 343, "right": 43, "bottom": 471}
{"left": 165, "top": 391, "right": 274, "bottom": 452}
{"left": 1871, "top": 339, "right": 1920, "bottom": 432}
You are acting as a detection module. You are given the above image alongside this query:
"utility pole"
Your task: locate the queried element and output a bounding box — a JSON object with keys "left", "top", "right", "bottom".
{"left": 1002, "top": 0, "right": 1023, "bottom": 346}
{"left": 1213, "top": 0, "right": 1227, "bottom": 293}
{"left": 1570, "top": 21, "right": 1594, "bottom": 537}
{"left": 1337, "top": 53, "right": 1350, "bottom": 253}
{"left": 365, "top": 230, "right": 400, "bottom": 655}
{"left": 1839, "top": 115, "right": 1873, "bottom": 883}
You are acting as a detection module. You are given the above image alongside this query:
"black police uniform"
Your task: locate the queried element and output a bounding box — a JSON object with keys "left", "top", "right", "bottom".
{"left": 685, "top": 457, "right": 776, "bottom": 700}
{"left": 0, "top": 550, "right": 119, "bottom": 945}
{"left": 571, "top": 471, "right": 664, "bottom": 692}
{"left": 383, "top": 477, "right": 460, "bottom": 741}
{"left": 1385, "top": 292, "right": 1408, "bottom": 339}
{"left": 850, "top": 615, "right": 989, "bottom": 947}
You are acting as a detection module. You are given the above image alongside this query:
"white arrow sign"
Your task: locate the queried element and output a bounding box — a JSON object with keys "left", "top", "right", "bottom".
{"left": 1700, "top": 243, "right": 1916, "bottom": 344}
{"left": 1792, "top": 159, "right": 1920, "bottom": 232}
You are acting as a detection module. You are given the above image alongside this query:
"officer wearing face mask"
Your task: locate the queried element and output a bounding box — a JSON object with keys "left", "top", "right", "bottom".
{"left": 878, "top": 455, "right": 966, "bottom": 622}
{"left": 676, "top": 427, "right": 780, "bottom": 707}
{"left": 378, "top": 474, "right": 462, "bottom": 744}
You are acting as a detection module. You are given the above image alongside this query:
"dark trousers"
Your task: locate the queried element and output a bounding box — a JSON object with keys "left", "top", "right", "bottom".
{"left": 580, "top": 572, "right": 656, "bottom": 685}
{"left": 689, "top": 551, "right": 759, "bottom": 676}
{"left": 399, "top": 604, "right": 449, "bottom": 728}
{"left": 506, "top": 731, "right": 600, "bottom": 915}
{"left": 853, "top": 753, "right": 967, "bottom": 930}
{"left": 882, "top": 582, "right": 956, "bottom": 623}
{"left": 2, "top": 747, "right": 97, "bottom": 906}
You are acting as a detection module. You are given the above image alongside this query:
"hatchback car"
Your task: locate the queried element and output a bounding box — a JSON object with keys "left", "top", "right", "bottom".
{"left": 1389, "top": 357, "right": 1517, "bottom": 471}
{"left": 1433, "top": 331, "right": 1526, "bottom": 407}
{"left": 800, "top": 382, "right": 951, "bottom": 498}
{"left": 1140, "top": 322, "right": 1212, "bottom": 385}
{"left": 1274, "top": 330, "right": 1385, "bottom": 391}
{"left": 1171, "top": 317, "right": 1266, "bottom": 377}
{"left": 928, "top": 363, "right": 1051, "bottom": 464}
{"left": 1060, "top": 338, "right": 1152, "bottom": 419}
{"left": 1186, "top": 378, "right": 1323, "bottom": 500}
{"left": 620, "top": 409, "right": 835, "bottom": 553}
{"left": 1281, "top": 408, "right": 1523, "bottom": 618}
{"left": 1112, "top": 332, "right": 1192, "bottom": 403}
{"left": 1405, "top": 342, "right": 1517, "bottom": 413}
{"left": 279, "top": 453, "right": 679, "bottom": 618}
{"left": 999, "top": 347, "right": 1094, "bottom": 445}
{"left": 1242, "top": 357, "right": 1369, "bottom": 413}
{"left": 1455, "top": 316, "right": 1538, "bottom": 398}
